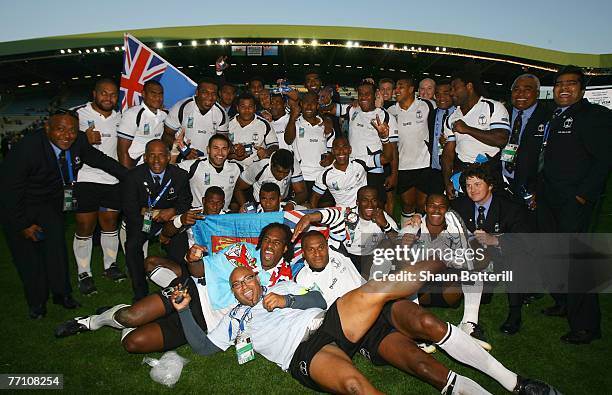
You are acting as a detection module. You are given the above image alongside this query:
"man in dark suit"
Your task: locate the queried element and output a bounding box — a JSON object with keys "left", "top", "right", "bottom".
{"left": 122, "top": 139, "right": 192, "bottom": 301}
{"left": 502, "top": 74, "right": 550, "bottom": 205}
{"left": 452, "top": 165, "right": 530, "bottom": 337}
{"left": 0, "top": 109, "right": 127, "bottom": 319}
{"left": 537, "top": 65, "right": 612, "bottom": 344}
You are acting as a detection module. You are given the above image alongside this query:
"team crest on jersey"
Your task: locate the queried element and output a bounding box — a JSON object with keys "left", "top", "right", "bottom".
{"left": 224, "top": 243, "right": 258, "bottom": 270}
{"left": 143, "top": 123, "right": 150, "bottom": 135}
{"left": 187, "top": 117, "right": 194, "bottom": 128}
{"left": 351, "top": 112, "right": 358, "bottom": 122}
{"left": 331, "top": 181, "right": 340, "bottom": 190}
{"left": 416, "top": 110, "right": 423, "bottom": 119}
{"left": 229, "top": 175, "right": 235, "bottom": 184}
{"left": 87, "top": 120, "right": 95, "bottom": 128}
{"left": 253, "top": 133, "right": 259, "bottom": 142}
{"left": 204, "top": 173, "right": 211, "bottom": 185}
{"left": 563, "top": 117, "right": 573, "bottom": 128}
{"left": 299, "top": 127, "right": 305, "bottom": 138}
{"left": 478, "top": 114, "right": 487, "bottom": 125}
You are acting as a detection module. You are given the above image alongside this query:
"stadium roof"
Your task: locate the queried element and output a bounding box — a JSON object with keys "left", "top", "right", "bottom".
{"left": 2, "top": 24, "right": 611, "bottom": 69}
{"left": 1, "top": 25, "right": 611, "bottom": 102}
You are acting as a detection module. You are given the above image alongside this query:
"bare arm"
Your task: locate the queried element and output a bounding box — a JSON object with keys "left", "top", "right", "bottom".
{"left": 117, "top": 137, "right": 135, "bottom": 169}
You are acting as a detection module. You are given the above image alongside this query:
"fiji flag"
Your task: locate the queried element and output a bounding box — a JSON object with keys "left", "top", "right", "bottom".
{"left": 119, "top": 33, "right": 196, "bottom": 111}
{"left": 191, "top": 210, "right": 335, "bottom": 310}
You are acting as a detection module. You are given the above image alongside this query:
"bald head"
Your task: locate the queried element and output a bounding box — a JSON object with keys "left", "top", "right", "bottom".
{"left": 230, "top": 266, "right": 262, "bottom": 306}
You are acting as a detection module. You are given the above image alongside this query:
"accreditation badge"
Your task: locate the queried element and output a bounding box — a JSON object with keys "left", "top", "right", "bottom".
{"left": 501, "top": 143, "right": 518, "bottom": 163}
{"left": 63, "top": 185, "right": 76, "bottom": 212}
{"left": 235, "top": 335, "right": 255, "bottom": 365}
{"left": 142, "top": 209, "right": 153, "bottom": 233}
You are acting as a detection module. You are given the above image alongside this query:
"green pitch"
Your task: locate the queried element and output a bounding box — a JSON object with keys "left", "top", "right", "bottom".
{"left": 1, "top": 179, "right": 611, "bottom": 394}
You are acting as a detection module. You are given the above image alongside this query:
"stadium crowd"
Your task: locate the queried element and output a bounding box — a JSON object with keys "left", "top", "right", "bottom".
{"left": 1, "top": 58, "right": 610, "bottom": 394}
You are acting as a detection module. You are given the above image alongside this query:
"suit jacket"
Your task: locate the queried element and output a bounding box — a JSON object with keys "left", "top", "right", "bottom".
{"left": 451, "top": 193, "right": 530, "bottom": 258}
{"left": 0, "top": 129, "right": 127, "bottom": 233}
{"left": 505, "top": 102, "right": 551, "bottom": 193}
{"left": 540, "top": 98, "right": 612, "bottom": 202}
{"left": 121, "top": 163, "right": 192, "bottom": 228}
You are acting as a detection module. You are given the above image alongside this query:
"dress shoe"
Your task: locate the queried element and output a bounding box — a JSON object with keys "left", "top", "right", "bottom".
{"left": 28, "top": 304, "right": 47, "bottom": 319}
{"left": 500, "top": 317, "right": 521, "bottom": 335}
{"left": 561, "top": 330, "right": 601, "bottom": 345}
{"left": 52, "top": 294, "right": 81, "bottom": 309}
{"left": 541, "top": 305, "right": 566, "bottom": 317}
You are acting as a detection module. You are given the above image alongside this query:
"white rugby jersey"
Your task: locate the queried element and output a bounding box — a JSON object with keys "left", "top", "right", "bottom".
{"left": 338, "top": 104, "right": 398, "bottom": 173}
{"left": 178, "top": 158, "right": 243, "bottom": 209}
{"left": 118, "top": 103, "right": 167, "bottom": 162}
{"left": 313, "top": 155, "right": 380, "bottom": 207}
{"left": 291, "top": 115, "right": 333, "bottom": 182}
{"left": 165, "top": 97, "right": 229, "bottom": 154}
{"left": 72, "top": 102, "right": 121, "bottom": 184}
{"left": 295, "top": 247, "right": 366, "bottom": 307}
{"left": 270, "top": 113, "right": 292, "bottom": 151}
{"left": 443, "top": 97, "right": 510, "bottom": 163}
{"left": 388, "top": 99, "right": 432, "bottom": 170}
{"left": 343, "top": 207, "right": 398, "bottom": 256}
{"left": 228, "top": 115, "right": 279, "bottom": 167}
{"left": 239, "top": 152, "right": 304, "bottom": 200}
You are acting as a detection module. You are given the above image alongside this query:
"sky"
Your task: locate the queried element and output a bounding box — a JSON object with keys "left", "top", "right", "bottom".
{"left": 1, "top": 0, "right": 611, "bottom": 54}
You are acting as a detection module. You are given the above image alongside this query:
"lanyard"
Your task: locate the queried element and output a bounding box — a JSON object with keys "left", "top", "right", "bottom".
{"left": 227, "top": 286, "right": 266, "bottom": 341}
{"left": 146, "top": 178, "right": 172, "bottom": 209}
{"left": 58, "top": 150, "right": 74, "bottom": 185}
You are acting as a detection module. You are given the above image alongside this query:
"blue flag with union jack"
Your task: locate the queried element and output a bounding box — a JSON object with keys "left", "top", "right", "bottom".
{"left": 119, "top": 33, "right": 196, "bottom": 111}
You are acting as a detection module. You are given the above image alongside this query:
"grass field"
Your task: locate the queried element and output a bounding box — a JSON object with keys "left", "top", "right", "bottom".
{"left": 1, "top": 179, "right": 611, "bottom": 394}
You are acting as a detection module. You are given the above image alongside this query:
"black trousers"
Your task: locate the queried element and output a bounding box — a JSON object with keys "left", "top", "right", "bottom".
{"left": 3, "top": 205, "right": 71, "bottom": 309}
{"left": 125, "top": 222, "right": 189, "bottom": 301}
{"left": 537, "top": 181, "right": 600, "bottom": 333}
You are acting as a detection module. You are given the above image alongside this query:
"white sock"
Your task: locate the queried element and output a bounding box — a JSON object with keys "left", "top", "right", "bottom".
{"left": 437, "top": 324, "right": 517, "bottom": 392}
{"left": 461, "top": 279, "right": 483, "bottom": 324}
{"left": 100, "top": 230, "right": 119, "bottom": 270}
{"left": 119, "top": 222, "right": 127, "bottom": 254}
{"left": 88, "top": 304, "right": 131, "bottom": 330}
{"left": 73, "top": 235, "right": 93, "bottom": 275}
{"left": 443, "top": 371, "right": 491, "bottom": 395}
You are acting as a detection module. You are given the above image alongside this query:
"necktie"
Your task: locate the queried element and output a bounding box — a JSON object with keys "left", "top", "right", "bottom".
{"left": 504, "top": 110, "right": 523, "bottom": 173}
{"left": 537, "top": 108, "right": 563, "bottom": 173}
{"left": 153, "top": 175, "right": 161, "bottom": 190}
{"left": 476, "top": 206, "right": 486, "bottom": 230}
{"left": 58, "top": 150, "right": 70, "bottom": 185}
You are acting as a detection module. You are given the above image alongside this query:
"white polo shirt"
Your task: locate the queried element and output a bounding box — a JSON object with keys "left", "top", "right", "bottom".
{"left": 340, "top": 105, "right": 398, "bottom": 173}
{"left": 239, "top": 153, "right": 304, "bottom": 200}
{"left": 178, "top": 158, "right": 243, "bottom": 209}
{"left": 270, "top": 113, "right": 292, "bottom": 151}
{"left": 443, "top": 97, "right": 510, "bottom": 163}
{"left": 313, "top": 155, "right": 380, "bottom": 207}
{"left": 118, "top": 103, "right": 167, "bottom": 162}
{"left": 343, "top": 207, "right": 398, "bottom": 256}
{"left": 291, "top": 115, "right": 333, "bottom": 182}
{"left": 72, "top": 102, "right": 121, "bottom": 184}
{"left": 388, "top": 99, "right": 432, "bottom": 170}
{"left": 228, "top": 115, "right": 279, "bottom": 167}
{"left": 295, "top": 247, "right": 366, "bottom": 307}
{"left": 165, "top": 97, "right": 229, "bottom": 154}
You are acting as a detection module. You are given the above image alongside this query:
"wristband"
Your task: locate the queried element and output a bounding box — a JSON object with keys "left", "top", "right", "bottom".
{"left": 179, "top": 144, "right": 191, "bottom": 155}
{"left": 382, "top": 223, "right": 393, "bottom": 233}
{"left": 285, "top": 294, "right": 296, "bottom": 308}
{"left": 380, "top": 137, "right": 390, "bottom": 144}
{"left": 173, "top": 215, "right": 183, "bottom": 228}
